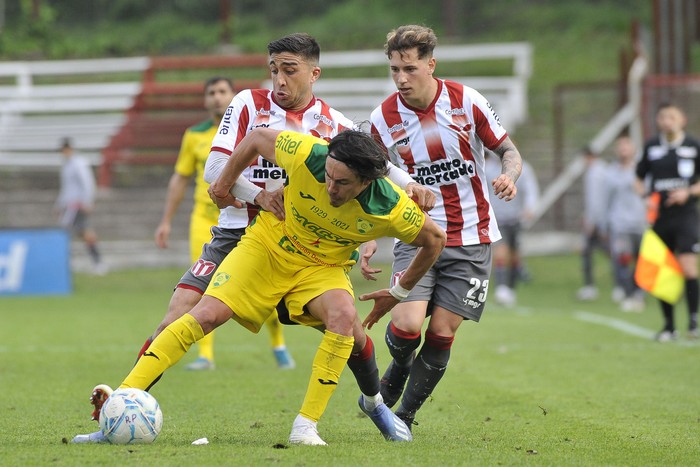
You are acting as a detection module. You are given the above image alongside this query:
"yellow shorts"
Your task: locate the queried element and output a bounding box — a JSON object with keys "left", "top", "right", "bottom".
{"left": 189, "top": 204, "right": 219, "bottom": 263}
{"left": 204, "top": 232, "right": 354, "bottom": 333}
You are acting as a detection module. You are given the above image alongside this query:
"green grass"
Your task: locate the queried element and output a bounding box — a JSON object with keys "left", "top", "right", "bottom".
{"left": 1, "top": 254, "right": 699, "bottom": 465}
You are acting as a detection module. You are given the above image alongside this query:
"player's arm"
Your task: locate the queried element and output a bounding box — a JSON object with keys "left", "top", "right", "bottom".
{"left": 155, "top": 173, "right": 190, "bottom": 249}
{"left": 386, "top": 163, "right": 435, "bottom": 211}
{"left": 204, "top": 150, "right": 260, "bottom": 207}
{"left": 205, "top": 149, "right": 285, "bottom": 220}
{"left": 491, "top": 136, "right": 522, "bottom": 201}
{"left": 207, "top": 128, "right": 282, "bottom": 206}
{"left": 77, "top": 159, "right": 96, "bottom": 210}
{"left": 667, "top": 179, "right": 700, "bottom": 206}
{"left": 360, "top": 215, "right": 446, "bottom": 329}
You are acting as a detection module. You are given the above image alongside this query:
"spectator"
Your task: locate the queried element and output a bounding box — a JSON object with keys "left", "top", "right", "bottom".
{"left": 485, "top": 152, "right": 539, "bottom": 307}
{"left": 576, "top": 146, "right": 610, "bottom": 301}
{"left": 55, "top": 138, "right": 106, "bottom": 275}
{"left": 603, "top": 134, "right": 646, "bottom": 312}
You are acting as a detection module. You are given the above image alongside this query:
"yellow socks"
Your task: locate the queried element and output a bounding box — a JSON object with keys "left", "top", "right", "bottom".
{"left": 299, "top": 330, "right": 354, "bottom": 422}
{"left": 265, "top": 311, "right": 285, "bottom": 348}
{"left": 197, "top": 331, "right": 215, "bottom": 362}
{"left": 120, "top": 313, "right": 205, "bottom": 389}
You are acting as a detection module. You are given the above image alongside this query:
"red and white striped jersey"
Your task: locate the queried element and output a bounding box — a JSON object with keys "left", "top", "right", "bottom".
{"left": 370, "top": 78, "right": 506, "bottom": 246}
{"left": 210, "top": 89, "right": 354, "bottom": 229}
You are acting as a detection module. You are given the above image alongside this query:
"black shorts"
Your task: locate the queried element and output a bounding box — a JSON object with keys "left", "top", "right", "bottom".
{"left": 60, "top": 207, "right": 91, "bottom": 235}
{"left": 496, "top": 222, "right": 521, "bottom": 251}
{"left": 654, "top": 214, "right": 700, "bottom": 254}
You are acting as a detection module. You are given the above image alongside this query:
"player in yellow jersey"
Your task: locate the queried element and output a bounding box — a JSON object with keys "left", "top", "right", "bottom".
{"left": 74, "top": 128, "right": 446, "bottom": 446}
{"left": 154, "top": 77, "right": 294, "bottom": 371}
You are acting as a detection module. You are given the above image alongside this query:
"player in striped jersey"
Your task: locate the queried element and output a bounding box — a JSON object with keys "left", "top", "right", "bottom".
{"left": 365, "top": 25, "right": 524, "bottom": 432}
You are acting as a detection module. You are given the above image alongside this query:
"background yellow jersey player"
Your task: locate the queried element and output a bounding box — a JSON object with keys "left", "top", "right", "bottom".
{"left": 169, "top": 118, "right": 221, "bottom": 254}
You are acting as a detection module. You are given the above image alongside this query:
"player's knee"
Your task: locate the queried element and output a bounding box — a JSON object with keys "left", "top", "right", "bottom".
{"left": 325, "top": 305, "right": 356, "bottom": 336}
{"left": 390, "top": 314, "right": 423, "bottom": 335}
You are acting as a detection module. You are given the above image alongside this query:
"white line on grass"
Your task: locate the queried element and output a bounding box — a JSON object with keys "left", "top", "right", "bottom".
{"left": 574, "top": 311, "right": 656, "bottom": 339}
{"left": 575, "top": 312, "right": 700, "bottom": 346}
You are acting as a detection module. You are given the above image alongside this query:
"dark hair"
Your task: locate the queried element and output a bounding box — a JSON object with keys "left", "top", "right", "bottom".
{"left": 267, "top": 33, "right": 320, "bottom": 64}
{"left": 204, "top": 76, "right": 234, "bottom": 93}
{"left": 385, "top": 24, "right": 437, "bottom": 60}
{"left": 656, "top": 102, "right": 685, "bottom": 115}
{"left": 327, "top": 130, "right": 389, "bottom": 182}
{"left": 61, "top": 137, "right": 73, "bottom": 150}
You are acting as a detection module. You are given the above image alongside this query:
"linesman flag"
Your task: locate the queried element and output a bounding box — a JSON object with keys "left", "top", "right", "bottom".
{"left": 634, "top": 229, "right": 684, "bottom": 304}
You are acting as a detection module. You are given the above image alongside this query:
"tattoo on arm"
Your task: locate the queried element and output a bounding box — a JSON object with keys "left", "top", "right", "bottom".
{"left": 494, "top": 138, "right": 522, "bottom": 183}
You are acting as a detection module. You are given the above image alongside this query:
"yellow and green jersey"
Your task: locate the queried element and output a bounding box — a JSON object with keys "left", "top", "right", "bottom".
{"left": 249, "top": 131, "right": 425, "bottom": 267}
{"left": 174, "top": 119, "right": 220, "bottom": 222}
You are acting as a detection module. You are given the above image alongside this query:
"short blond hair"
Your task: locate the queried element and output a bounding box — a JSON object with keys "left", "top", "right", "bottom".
{"left": 384, "top": 25, "right": 437, "bottom": 60}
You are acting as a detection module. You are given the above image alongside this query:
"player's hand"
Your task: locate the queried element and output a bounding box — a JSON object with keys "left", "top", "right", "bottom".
{"left": 255, "top": 188, "right": 285, "bottom": 220}
{"left": 666, "top": 187, "right": 691, "bottom": 207}
{"left": 359, "top": 241, "right": 381, "bottom": 281}
{"left": 405, "top": 182, "right": 436, "bottom": 211}
{"left": 492, "top": 174, "right": 518, "bottom": 201}
{"left": 208, "top": 183, "right": 244, "bottom": 209}
{"left": 154, "top": 222, "right": 170, "bottom": 249}
{"left": 359, "top": 289, "right": 400, "bottom": 329}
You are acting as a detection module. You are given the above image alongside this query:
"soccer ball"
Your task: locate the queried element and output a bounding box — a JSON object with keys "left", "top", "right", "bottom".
{"left": 98, "top": 388, "right": 163, "bottom": 444}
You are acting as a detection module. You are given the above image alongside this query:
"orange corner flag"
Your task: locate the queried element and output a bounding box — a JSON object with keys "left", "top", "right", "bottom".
{"left": 634, "top": 229, "right": 684, "bottom": 304}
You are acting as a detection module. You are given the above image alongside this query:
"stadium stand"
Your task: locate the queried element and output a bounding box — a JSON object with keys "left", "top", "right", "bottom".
{"left": 99, "top": 55, "right": 269, "bottom": 186}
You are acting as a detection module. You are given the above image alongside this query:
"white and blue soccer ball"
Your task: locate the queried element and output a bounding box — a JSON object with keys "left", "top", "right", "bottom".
{"left": 98, "top": 388, "right": 163, "bottom": 444}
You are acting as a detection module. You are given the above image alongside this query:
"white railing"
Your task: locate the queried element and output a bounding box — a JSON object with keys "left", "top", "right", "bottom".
{"left": 0, "top": 57, "right": 148, "bottom": 167}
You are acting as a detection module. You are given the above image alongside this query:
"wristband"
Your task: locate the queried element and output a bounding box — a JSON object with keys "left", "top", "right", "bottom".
{"left": 230, "top": 179, "right": 263, "bottom": 204}
{"left": 389, "top": 283, "right": 411, "bottom": 301}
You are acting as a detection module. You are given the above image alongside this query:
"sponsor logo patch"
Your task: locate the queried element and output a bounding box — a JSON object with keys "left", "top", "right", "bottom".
{"left": 212, "top": 272, "right": 231, "bottom": 287}
{"left": 356, "top": 217, "right": 374, "bottom": 234}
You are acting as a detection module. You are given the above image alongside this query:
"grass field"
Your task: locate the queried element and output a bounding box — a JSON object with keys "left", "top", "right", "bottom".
{"left": 2, "top": 254, "right": 699, "bottom": 466}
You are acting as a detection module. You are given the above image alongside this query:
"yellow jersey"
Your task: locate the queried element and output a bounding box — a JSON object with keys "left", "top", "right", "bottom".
{"left": 174, "top": 119, "right": 219, "bottom": 221}
{"left": 248, "top": 131, "right": 425, "bottom": 267}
